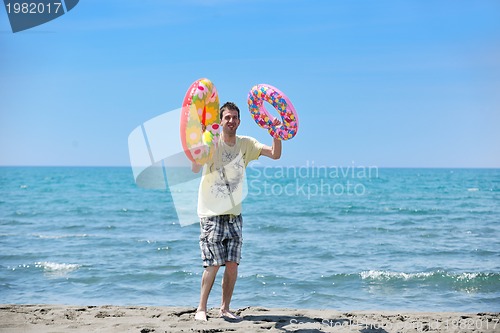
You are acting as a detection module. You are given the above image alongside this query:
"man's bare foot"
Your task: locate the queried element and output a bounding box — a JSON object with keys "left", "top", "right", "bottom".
{"left": 195, "top": 310, "right": 207, "bottom": 321}
{"left": 219, "top": 309, "right": 241, "bottom": 321}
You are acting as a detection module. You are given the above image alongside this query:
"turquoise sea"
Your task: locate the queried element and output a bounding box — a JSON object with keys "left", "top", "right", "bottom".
{"left": 0, "top": 166, "right": 499, "bottom": 312}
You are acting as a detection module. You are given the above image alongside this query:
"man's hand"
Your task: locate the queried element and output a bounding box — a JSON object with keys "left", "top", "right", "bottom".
{"left": 259, "top": 117, "right": 283, "bottom": 160}
{"left": 192, "top": 161, "right": 203, "bottom": 173}
{"left": 271, "top": 118, "right": 281, "bottom": 127}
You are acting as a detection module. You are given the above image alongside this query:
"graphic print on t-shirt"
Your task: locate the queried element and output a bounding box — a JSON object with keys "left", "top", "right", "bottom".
{"left": 211, "top": 150, "right": 245, "bottom": 199}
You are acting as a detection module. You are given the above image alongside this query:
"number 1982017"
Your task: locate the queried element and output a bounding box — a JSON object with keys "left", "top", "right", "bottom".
{"left": 5, "top": 2, "right": 62, "bottom": 14}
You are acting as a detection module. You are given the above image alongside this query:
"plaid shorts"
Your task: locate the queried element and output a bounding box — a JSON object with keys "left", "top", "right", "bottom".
{"left": 199, "top": 214, "right": 243, "bottom": 267}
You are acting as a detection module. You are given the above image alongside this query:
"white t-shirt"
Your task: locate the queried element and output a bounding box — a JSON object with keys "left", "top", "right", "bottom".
{"left": 197, "top": 135, "right": 263, "bottom": 217}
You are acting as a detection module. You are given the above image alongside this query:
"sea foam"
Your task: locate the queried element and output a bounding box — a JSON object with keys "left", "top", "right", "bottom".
{"left": 35, "top": 262, "right": 81, "bottom": 272}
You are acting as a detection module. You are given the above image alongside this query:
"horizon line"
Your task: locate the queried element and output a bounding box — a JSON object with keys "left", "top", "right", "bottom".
{"left": 0, "top": 164, "right": 499, "bottom": 169}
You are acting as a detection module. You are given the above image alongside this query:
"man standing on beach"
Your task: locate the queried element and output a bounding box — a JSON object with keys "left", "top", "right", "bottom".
{"left": 192, "top": 102, "right": 282, "bottom": 321}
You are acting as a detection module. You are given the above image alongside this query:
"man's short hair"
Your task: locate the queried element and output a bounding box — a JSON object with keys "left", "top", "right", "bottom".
{"left": 220, "top": 102, "right": 240, "bottom": 120}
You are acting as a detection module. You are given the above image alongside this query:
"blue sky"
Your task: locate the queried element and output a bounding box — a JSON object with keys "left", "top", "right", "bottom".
{"left": 1, "top": 0, "right": 499, "bottom": 167}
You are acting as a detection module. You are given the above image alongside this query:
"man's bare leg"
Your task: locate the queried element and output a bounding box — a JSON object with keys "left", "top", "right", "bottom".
{"left": 220, "top": 261, "right": 240, "bottom": 319}
{"left": 196, "top": 265, "right": 220, "bottom": 321}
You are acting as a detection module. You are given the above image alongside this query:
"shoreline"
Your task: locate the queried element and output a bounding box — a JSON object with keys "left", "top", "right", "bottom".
{"left": 1, "top": 304, "right": 498, "bottom": 333}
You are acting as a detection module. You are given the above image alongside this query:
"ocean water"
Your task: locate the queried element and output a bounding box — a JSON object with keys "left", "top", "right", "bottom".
{"left": 0, "top": 166, "right": 499, "bottom": 312}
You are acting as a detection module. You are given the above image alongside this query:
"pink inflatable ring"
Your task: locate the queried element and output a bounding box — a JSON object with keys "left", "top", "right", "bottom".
{"left": 247, "top": 84, "right": 298, "bottom": 140}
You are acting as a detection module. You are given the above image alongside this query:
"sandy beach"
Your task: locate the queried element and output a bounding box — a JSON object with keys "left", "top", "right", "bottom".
{"left": 0, "top": 304, "right": 498, "bottom": 333}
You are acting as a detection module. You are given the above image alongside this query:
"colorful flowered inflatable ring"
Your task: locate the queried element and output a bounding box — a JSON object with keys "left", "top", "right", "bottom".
{"left": 247, "top": 84, "right": 298, "bottom": 140}
{"left": 180, "top": 78, "right": 220, "bottom": 164}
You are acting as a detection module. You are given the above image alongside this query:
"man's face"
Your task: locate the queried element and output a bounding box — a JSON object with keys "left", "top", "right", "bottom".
{"left": 220, "top": 109, "right": 240, "bottom": 135}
